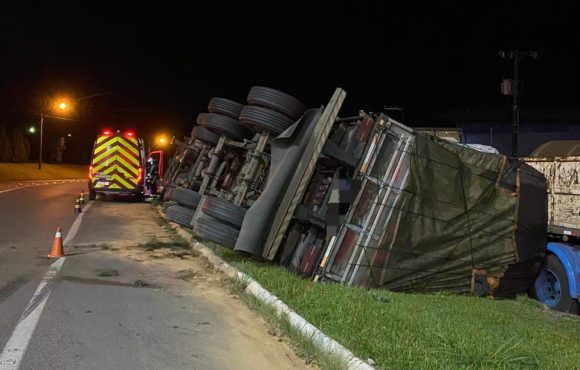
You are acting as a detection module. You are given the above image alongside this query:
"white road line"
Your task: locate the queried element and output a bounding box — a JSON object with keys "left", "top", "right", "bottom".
{"left": 63, "top": 201, "right": 93, "bottom": 245}
{"left": 0, "top": 200, "right": 93, "bottom": 369}
{"left": 0, "top": 179, "right": 86, "bottom": 196}
{"left": 0, "top": 258, "right": 65, "bottom": 369}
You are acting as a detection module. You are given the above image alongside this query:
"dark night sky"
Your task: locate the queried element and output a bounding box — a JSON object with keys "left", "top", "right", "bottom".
{"left": 1, "top": 2, "right": 579, "bottom": 161}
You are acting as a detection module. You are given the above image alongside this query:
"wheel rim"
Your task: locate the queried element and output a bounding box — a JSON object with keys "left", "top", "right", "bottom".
{"left": 535, "top": 269, "right": 561, "bottom": 307}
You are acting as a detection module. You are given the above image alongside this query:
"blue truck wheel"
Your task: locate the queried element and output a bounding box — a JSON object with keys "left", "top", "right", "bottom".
{"left": 533, "top": 255, "right": 579, "bottom": 314}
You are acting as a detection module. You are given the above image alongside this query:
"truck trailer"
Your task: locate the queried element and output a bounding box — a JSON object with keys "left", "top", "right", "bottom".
{"left": 523, "top": 141, "right": 580, "bottom": 313}
{"left": 161, "top": 88, "right": 580, "bottom": 314}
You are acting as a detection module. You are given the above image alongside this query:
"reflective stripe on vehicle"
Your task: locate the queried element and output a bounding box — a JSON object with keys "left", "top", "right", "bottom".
{"left": 91, "top": 135, "right": 141, "bottom": 190}
{"left": 94, "top": 136, "right": 139, "bottom": 156}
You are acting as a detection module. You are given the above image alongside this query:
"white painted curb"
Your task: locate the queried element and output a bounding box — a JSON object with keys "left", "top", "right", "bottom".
{"left": 158, "top": 206, "right": 375, "bottom": 370}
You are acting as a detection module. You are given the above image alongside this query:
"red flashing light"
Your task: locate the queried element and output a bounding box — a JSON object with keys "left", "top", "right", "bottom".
{"left": 101, "top": 129, "right": 113, "bottom": 136}
{"left": 124, "top": 130, "right": 136, "bottom": 138}
{"left": 88, "top": 165, "right": 93, "bottom": 180}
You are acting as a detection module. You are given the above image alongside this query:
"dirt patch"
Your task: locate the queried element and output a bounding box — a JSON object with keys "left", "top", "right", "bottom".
{"left": 95, "top": 244, "right": 311, "bottom": 369}
{"left": 60, "top": 276, "right": 155, "bottom": 288}
{"left": 175, "top": 269, "right": 198, "bottom": 281}
{"left": 95, "top": 268, "right": 120, "bottom": 277}
{"left": 70, "top": 201, "right": 311, "bottom": 369}
{"left": 68, "top": 202, "right": 179, "bottom": 248}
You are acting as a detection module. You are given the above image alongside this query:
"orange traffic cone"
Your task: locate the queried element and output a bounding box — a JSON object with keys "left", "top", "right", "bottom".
{"left": 48, "top": 226, "right": 65, "bottom": 258}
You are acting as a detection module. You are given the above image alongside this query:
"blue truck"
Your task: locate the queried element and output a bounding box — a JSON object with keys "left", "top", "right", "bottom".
{"left": 533, "top": 242, "right": 580, "bottom": 313}
{"left": 524, "top": 146, "right": 580, "bottom": 314}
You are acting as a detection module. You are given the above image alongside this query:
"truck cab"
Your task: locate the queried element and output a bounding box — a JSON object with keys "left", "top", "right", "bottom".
{"left": 532, "top": 242, "right": 580, "bottom": 313}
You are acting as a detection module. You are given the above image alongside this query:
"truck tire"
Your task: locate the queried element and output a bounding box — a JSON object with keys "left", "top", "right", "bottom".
{"left": 533, "top": 254, "right": 580, "bottom": 314}
{"left": 247, "top": 86, "right": 307, "bottom": 120}
{"left": 200, "top": 196, "right": 247, "bottom": 229}
{"left": 167, "top": 188, "right": 202, "bottom": 210}
{"left": 191, "top": 126, "right": 220, "bottom": 146}
{"left": 162, "top": 200, "right": 177, "bottom": 211}
{"left": 166, "top": 205, "right": 195, "bottom": 227}
{"left": 208, "top": 98, "right": 244, "bottom": 119}
{"left": 193, "top": 214, "right": 239, "bottom": 250}
{"left": 196, "top": 113, "right": 251, "bottom": 141}
{"left": 239, "top": 105, "right": 295, "bottom": 136}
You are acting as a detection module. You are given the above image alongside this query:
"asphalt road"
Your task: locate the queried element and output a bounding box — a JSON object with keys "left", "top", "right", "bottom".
{"left": 0, "top": 183, "right": 307, "bottom": 370}
{"left": 0, "top": 182, "right": 83, "bottom": 353}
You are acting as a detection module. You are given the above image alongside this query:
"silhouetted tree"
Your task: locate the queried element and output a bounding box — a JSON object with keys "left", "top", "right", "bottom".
{"left": 12, "top": 129, "right": 27, "bottom": 162}
{"left": 0, "top": 125, "right": 13, "bottom": 162}
{"left": 23, "top": 136, "right": 30, "bottom": 162}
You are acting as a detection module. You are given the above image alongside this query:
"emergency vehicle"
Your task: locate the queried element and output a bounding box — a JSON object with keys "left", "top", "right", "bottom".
{"left": 88, "top": 129, "right": 162, "bottom": 201}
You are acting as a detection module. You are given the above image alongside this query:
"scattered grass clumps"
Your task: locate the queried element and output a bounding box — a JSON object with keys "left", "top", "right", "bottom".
{"left": 139, "top": 239, "right": 190, "bottom": 251}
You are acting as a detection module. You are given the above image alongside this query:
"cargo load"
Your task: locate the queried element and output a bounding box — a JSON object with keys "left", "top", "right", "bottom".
{"left": 320, "top": 118, "right": 548, "bottom": 297}
{"left": 522, "top": 141, "right": 580, "bottom": 240}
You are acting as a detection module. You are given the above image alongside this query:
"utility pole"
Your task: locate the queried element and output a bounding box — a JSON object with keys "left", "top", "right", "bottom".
{"left": 38, "top": 113, "right": 44, "bottom": 169}
{"left": 498, "top": 50, "right": 538, "bottom": 157}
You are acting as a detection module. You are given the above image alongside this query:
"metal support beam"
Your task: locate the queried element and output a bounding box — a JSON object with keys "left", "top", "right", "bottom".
{"left": 233, "top": 132, "right": 269, "bottom": 206}
{"left": 199, "top": 135, "right": 226, "bottom": 194}
{"left": 262, "top": 88, "right": 346, "bottom": 260}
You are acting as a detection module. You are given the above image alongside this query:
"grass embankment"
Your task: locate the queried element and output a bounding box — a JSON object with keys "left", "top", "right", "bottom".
{"left": 0, "top": 163, "right": 87, "bottom": 181}
{"left": 218, "top": 250, "right": 580, "bottom": 370}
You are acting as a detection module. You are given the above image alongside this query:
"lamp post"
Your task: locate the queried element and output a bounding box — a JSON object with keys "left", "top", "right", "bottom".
{"left": 36, "top": 92, "right": 117, "bottom": 170}
{"left": 38, "top": 99, "right": 71, "bottom": 170}
{"left": 38, "top": 113, "right": 44, "bottom": 169}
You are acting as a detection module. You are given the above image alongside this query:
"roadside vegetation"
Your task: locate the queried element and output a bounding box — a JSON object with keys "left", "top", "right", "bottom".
{"left": 0, "top": 125, "right": 32, "bottom": 163}
{"left": 225, "top": 274, "right": 347, "bottom": 370}
{"left": 0, "top": 163, "right": 87, "bottom": 181}
{"left": 216, "top": 250, "right": 580, "bottom": 370}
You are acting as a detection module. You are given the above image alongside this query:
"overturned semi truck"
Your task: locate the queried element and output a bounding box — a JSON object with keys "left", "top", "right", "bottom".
{"left": 226, "top": 89, "right": 548, "bottom": 298}
{"left": 163, "top": 87, "right": 551, "bottom": 300}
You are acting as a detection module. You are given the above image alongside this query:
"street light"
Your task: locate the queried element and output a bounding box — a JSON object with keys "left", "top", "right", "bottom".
{"left": 28, "top": 126, "right": 36, "bottom": 134}
{"left": 36, "top": 92, "right": 117, "bottom": 170}
{"left": 38, "top": 97, "right": 74, "bottom": 170}
{"left": 156, "top": 135, "right": 169, "bottom": 147}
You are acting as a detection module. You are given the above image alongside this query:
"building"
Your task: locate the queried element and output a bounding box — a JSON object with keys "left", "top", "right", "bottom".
{"left": 444, "top": 106, "right": 580, "bottom": 156}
